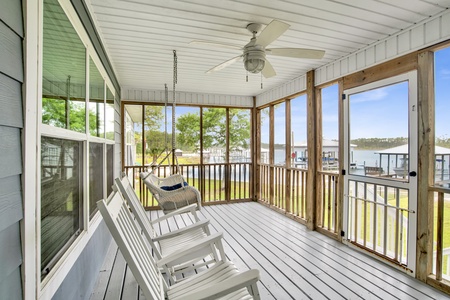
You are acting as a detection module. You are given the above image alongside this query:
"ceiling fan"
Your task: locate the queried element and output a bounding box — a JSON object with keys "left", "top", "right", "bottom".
{"left": 190, "top": 20, "right": 325, "bottom": 78}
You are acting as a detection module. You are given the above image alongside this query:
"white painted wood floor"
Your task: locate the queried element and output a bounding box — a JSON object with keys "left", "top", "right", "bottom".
{"left": 90, "top": 202, "right": 450, "bottom": 300}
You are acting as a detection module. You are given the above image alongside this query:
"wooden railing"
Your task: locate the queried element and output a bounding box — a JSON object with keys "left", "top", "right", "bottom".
{"left": 124, "top": 162, "right": 252, "bottom": 209}
{"left": 258, "top": 163, "right": 311, "bottom": 224}
{"left": 289, "top": 167, "right": 308, "bottom": 219}
{"left": 346, "top": 180, "right": 413, "bottom": 267}
{"left": 317, "top": 171, "right": 339, "bottom": 233}
{"left": 430, "top": 186, "right": 450, "bottom": 284}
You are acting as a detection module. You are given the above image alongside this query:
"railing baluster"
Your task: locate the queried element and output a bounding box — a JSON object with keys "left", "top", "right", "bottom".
{"left": 234, "top": 164, "right": 237, "bottom": 200}
{"left": 327, "top": 174, "right": 332, "bottom": 230}
{"left": 363, "top": 182, "right": 367, "bottom": 248}
{"left": 394, "top": 188, "right": 400, "bottom": 261}
{"left": 436, "top": 191, "right": 444, "bottom": 281}
{"left": 383, "top": 186, "right": 388, "bottom": 256}
{"left": 373, "top": 184, "right": 377, "bottom": 251}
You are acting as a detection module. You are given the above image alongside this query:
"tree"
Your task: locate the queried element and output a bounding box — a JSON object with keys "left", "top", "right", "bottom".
{"left": 143, "top": 106, "right": 170, "bottom": 164}
{"left": 175, "top": 108, "right": 250, "bottom": 152}
{"left": 176, "top": 112, "right": 201, "bottom": 151}
{"left": 229, "top": 109, "right": 250, "bottom": 151}
{"left": 42, "top": 98, "right": 93, "bottom": 133}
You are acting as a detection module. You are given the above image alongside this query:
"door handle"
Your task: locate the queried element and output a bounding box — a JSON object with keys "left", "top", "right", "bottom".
{"left": 409, "top": 171, "right": 417, "bottom": 177}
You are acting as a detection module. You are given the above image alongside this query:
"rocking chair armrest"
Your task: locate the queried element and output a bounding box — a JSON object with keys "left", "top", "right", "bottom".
{"left": 179, "top": 269, "right": 260, "bottom": 300}
{"left": 156, "top": 232, "right": 223, "bottom": 267}
{"left": 153, "top": 219, "right": 210, "bottom": 241}
{"left": 150, "top": 203, "right": 198, "bottom": 224}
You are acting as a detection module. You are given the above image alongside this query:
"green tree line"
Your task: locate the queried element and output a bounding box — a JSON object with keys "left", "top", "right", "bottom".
{"left": 351, "top": 137, "right": 408, "bottom": 149}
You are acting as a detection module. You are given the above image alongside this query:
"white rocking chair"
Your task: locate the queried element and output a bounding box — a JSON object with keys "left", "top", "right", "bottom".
{"left": 115, "top": 175, "right": 222, "bottom": 283}
{"left": 140, "top": 171, "right": 201, "bottom": 214}
{"left": 97, "top": 191, "right": 261, "bottom": 300}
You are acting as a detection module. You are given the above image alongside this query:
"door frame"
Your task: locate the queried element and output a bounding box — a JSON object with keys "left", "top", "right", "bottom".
{"left": 342, "top": 71, "right": 418, "bottom": 275}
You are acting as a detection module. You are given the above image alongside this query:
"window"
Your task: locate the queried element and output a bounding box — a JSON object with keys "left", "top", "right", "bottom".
{"left": 106, "top": 87, "right": 115, "bottom": 141}
{"left": 107, "top": 144, "right": 114, "bottom": 196}
{"left": 274, "top": 103, "right": 286, "bottom": 165}
{"left": 41, "top": 137, "right": 82, "bottom": 277}
{"left": 41, "top": 0, "right": 86, "bottom": 277}
{"left": 321, "top": 84, "right": 339, "bottom": 171}
{"left": 42, "top": 0, "right": 86, "bottom": 132}
{"left": 433, "top": 46, "right": 450, "bottom": 280}
{"left": 291, "top": 94, "right": 307, "bottom": 169}
{"left": 202, "top": 107, "right": 226, "bottom": 164}
{"left": 41, "top": 0, "right": 116, "bottom": 279}
{"left": 89, "top": 142, "right": 104, "bottom": 218}
{"left": 89, "top": 58, "right": 105, "bottom": 138}
{"left": 260, "top": 107, "right": 270, "bottom": 164}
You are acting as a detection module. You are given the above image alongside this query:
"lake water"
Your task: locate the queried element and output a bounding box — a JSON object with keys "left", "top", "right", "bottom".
{"left": 274, "top": 149, "right": 409, "bottom": 174}
{"left": 274, "top": 149, "right": 379, "bottom": 166}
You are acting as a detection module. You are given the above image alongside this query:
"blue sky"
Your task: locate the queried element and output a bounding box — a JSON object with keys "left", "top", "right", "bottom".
{"left": 349, "top": 82, "right": 408, "bottom": 140}
{"left": 435, "top": 47, "right": 450, "bottom": 140}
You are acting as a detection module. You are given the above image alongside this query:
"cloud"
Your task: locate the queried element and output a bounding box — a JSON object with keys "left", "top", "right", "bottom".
{"left": 350, "top": 88, "right": 388, "bottom": 103}
{"left": 440, "top": 68, "right": 450, "bottom": 79}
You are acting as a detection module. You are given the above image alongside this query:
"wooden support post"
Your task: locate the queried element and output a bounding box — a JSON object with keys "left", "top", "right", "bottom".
{"left": 285, "top": 99, "right": 292, "bottom": 213}
{"left": 337, "top": 79, "right": 344, "bottom": 240}
{"left": 200, "top": 107, "right": 205, "bottom": 202}
{"left": 120, "top": 101, "right": 125, "bottom": 172}
{"left": 225, "top": 108, "right": 230, "bottom": 202}
{"left": 253, "top": 97, "right": 260, "bottom": 201}
{"left": 416, "top": 51, "right": 435, "bottom": 282}
{"left": 269, "top": 106, "right": 275, "bottom": 206}
{"left": 315, "top": 87, "right": 323, "bottom": 228}
{"left": 306, "top": 70, "right": 317, "bottom": 230}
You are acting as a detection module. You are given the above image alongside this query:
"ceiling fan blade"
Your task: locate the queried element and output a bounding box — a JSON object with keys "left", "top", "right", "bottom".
{"left": 206, "top": 55, "right": 243, "bottom": 73}
{"left": 190, "top": 40, "right": 242, "bottom": 50}
{"left": 256, "top": 20, "right": 290, "bottom": 47}
{"left": 266, "top": 48, "right": 325, "bottom": 59}
{"left": 262, "top": 59, "right": 276, "bottom": 78}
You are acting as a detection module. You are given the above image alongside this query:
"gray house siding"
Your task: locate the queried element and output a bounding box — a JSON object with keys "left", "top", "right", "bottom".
{"left": 52, "top": 222, "right": 112, "bottom": 300}
{"left": 0, "top": 0, "right": 24, "bottom": 299}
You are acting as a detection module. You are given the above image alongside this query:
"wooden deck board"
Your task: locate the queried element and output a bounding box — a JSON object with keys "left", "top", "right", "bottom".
{"left": 91, "top": 202, "right": 450, "bottom": 300}
{"left": 249, "top": 203, "right": 441, "bottom": 300}
{"left": 89, "top": 240, "right": 118, "bottom": 300}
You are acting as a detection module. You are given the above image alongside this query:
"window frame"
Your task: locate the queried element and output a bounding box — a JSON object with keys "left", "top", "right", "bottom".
{"left": 36, "top": 0, "right": 117, "bottom": 296}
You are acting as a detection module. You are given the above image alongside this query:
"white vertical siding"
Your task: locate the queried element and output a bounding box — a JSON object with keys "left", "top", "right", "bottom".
{"left": 256, "top": 74, "right": 307, "bottom": 107}
{"left": 314, "top": 10, "right": 450, "bottom": 86}
{"left": 121, "top": 88, "right": 254, "bottom": 107}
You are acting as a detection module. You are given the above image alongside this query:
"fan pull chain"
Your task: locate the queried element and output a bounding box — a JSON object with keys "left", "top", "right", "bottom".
{"left": 261, "top": 72, "right": 263, "bottom": 89}
{"left": 246, "top": 71, "right": 248, "bottom": 82}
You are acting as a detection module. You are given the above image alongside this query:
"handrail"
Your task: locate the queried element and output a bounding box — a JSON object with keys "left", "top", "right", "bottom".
{"left": 345, "top": 194, "right": 415, "bottom": 213}
{"left": 124, "top": 162, "right": 252, "bottom": 207}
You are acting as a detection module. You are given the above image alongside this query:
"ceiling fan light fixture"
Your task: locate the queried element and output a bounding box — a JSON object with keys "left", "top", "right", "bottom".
{"left": 244, "top": 57, "right": 265, "bottom": 73}
{"left": 244, "top": 48, "right": 266, "bottom": 74}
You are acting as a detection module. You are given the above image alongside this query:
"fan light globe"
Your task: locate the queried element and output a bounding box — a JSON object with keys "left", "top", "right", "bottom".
{"left": 244, "top": 58, "right": 265, "bottom": 73}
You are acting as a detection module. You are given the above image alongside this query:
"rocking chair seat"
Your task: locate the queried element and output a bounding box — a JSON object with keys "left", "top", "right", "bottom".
{"left": 140, "top": 172, "right": 201, "bottom": 213}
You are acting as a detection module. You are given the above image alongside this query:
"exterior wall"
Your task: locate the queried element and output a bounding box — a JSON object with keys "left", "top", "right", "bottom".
{"left": 52, "top": 222, "right": 111, "bottom": 300}
{"left": 0, "top": 0, "right": 24, "bottom": 299}
{"left": 122, "top": 88, "right": 254, "bottom": 107}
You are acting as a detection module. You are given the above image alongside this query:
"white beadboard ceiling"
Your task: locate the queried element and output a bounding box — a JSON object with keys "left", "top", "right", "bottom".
{"left": 86, "top": 0, "right": 450, "bottom": 97}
